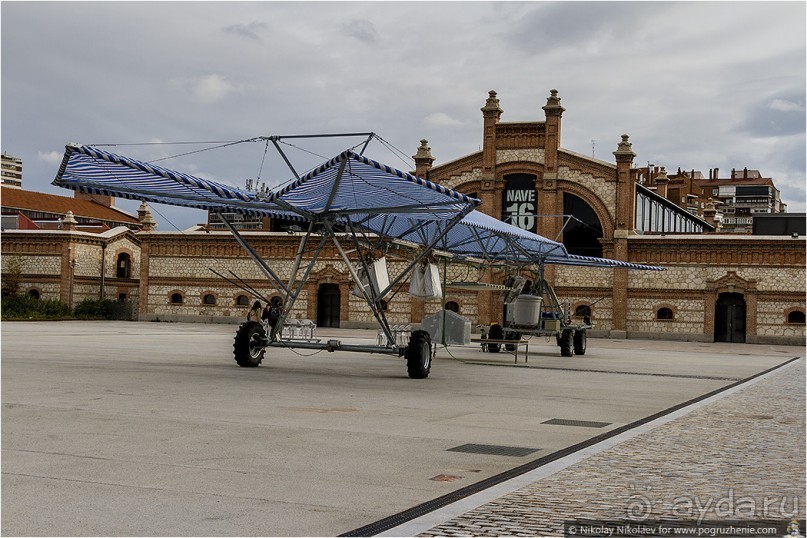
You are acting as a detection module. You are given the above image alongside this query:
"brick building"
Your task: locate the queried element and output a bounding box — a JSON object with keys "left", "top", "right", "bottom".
{"left": 2, "top": 90, "right": 804, "bottom": 345}
{"left": 637, "top": 166, "right": 787, "bottom": 232}
{"left": 1, "top": 186, "right": 145, "bottom": 232}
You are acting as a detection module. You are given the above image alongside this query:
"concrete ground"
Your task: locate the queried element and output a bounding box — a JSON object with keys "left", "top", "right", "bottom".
{"left": 1, "top": 321, "right": 803, "bottom": 536}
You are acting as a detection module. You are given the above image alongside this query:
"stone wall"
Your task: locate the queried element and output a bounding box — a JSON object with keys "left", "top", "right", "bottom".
{"left": 1, "top": 229, "right": 141, "bottom": 311}
{"left": 2, "top": 226, "right": 804, "bottom": 344}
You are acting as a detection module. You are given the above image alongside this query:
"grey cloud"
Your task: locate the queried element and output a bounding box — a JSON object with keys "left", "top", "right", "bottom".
{"left": 222, "top": 21, "right": 268, "bottom": 41}
{"left": 739, "top": 92, "right": 806, "bottom": 137}
{"left": 342, "top": 19, "right": 379, "bottom": 45}
{"left": 3, "top": 1, "right": 805, "bottom": 227}
{"left": 503, "top": 2, "right": 666, "bottom": 53}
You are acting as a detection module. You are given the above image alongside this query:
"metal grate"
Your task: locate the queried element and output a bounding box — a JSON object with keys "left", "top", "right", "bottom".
{"left": 542, "top": 418, "right": 611, "bottom": 428}
{"left": 447, "top": 443, "right": 541, "bottom": 457}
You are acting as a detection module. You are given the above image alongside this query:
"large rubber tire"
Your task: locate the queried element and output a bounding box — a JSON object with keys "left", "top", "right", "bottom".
{"left": 559, "top": 329, "right": 574, "bottom": 357}
{"left": 233, "top": 321, "right": 266, "bottom": 367}
{"left": 487, "top": 324, "right": 504, "bottom": 353}
{"left": 406, "top": 330, "right": 432, "bottom": 379}
{"left": 574, "top": 329, "right": 587, "bottom": 355}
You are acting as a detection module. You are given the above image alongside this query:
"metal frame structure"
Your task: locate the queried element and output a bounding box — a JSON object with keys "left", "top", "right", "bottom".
{"left": 52, "top": 132, "right": 665, "bottom": 377}
{"left": 636, "top": 183, "right": 714, "bottom": 234}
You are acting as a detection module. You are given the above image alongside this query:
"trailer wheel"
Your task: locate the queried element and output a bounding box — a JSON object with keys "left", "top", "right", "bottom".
{"left": 487, "top": 324, "right": 503, "bottom": 353}
{"left": 234, "top": 321, "right": 266, "bottom": 367}
{"left": 574, "top": 329, "right": 587, "bottom": 355}
{"left": 559, "top": 329, "right": 574, "bottom": 357}
{"left": 406, "top": 330, "right": 432, "bottom": 379}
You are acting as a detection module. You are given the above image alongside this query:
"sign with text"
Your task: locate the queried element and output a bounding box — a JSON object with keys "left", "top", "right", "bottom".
{"left": 502, "top": 174, "right": 537, "bottom": 232}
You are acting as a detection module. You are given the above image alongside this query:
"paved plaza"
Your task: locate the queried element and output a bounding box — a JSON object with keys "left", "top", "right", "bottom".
{"left": 1, "top": 321, "right": 804, "bottom": 536}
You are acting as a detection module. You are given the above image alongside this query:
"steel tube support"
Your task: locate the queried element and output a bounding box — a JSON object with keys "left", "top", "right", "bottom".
{"left": 217, "top": 213, "right": 290, "bottom": 296}
{"left": 377, "top": 203, "right": 478, "bottom": 298}
{"left": 272, "top": 231, "right": 329, "bottom": 340}
{"left": 267, "top": 340, "right": 401, "bottom": 356}
{"left": 323, "top": 220, "right": 397, "bottom": 348}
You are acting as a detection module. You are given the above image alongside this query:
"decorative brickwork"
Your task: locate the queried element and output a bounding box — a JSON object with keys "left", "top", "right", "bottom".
{"left": 497, "top": 148, "right": 545, "bottom": 165}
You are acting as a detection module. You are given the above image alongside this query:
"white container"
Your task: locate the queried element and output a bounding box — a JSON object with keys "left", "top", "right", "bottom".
{"left": 512, "top": 295, "right": 542, "bottom": 327}
{"left": 352, "top": 257, "right": 390, "bottom": 299}
{"left": 422, "top": 309, "right": 471, "bottom": 345}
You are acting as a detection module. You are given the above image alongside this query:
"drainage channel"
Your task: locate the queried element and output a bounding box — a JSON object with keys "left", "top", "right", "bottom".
{"left": 339, "top": 356, "right": 802, "bottom": 537}
{"left": 459, "top": 361, "right": 742, "bottom": 381}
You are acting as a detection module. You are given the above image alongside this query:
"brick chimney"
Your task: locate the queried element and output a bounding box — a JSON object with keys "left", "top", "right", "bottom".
{"left": 655, "top": 167, "right": 669, "bottom": 198}
{"left": 75, "top": 191, "right": 114, "bottom": 208}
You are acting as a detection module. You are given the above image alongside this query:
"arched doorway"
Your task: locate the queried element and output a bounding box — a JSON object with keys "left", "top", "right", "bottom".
{"left": 563, "top": 193, "right": 603, "bottom": 257}
{"left": 317, "top": 284, "right": 341, "bottom": 328}
{"left": 714, "top": 293, "right": 746, "bottom": 343}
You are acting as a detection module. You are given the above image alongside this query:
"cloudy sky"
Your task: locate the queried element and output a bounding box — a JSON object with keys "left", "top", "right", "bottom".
{"left": 2, "top": 1, "right": 805, "bottom": 230}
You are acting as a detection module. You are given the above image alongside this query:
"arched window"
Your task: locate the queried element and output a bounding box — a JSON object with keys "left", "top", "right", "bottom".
{"left": 28, "top": 289, "right": 40, "bottom": 300}
{"left": 574, "top": 304, "right": 591, "bottom": 317}
{"left": 656, "top": 307, "right": 674, "bottom": 320}
{"left": 203, "top": 293, "right": 216, "bottom": 305}
{"left": 562, "top": 193, "right": 603, "bottom": 257}
{"left": 236, "top": 294, "right": 250, "bottom": 306}
{"left": 170, "top": 293, "right": 183, "bottom": 304}
{"left": 116, "top": 252, "right": 131, "bottom": 278}
{"left": 445, "top": 301, "right": 460, "bottom": 313}
{"left": 787, "top": 310, "right": 805, "bottom": 324}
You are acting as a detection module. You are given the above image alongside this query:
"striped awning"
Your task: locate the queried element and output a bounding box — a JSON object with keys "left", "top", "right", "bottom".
{"left": 543, "top": 253, "right": 665, "bottom": 271}
{"left": 52, "top": 144, "right": 663, "bottom": 271}
{"left": 53, "top": 144, "right": 478, "bottom": 224}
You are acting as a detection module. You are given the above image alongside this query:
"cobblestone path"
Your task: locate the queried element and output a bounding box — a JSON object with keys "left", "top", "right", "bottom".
{"left": 419, "top": 359, "right": 805, "bottom": 536}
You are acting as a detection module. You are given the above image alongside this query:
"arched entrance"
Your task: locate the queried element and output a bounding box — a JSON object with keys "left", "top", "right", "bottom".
{"left": 317, "top": 283, "right": 341, "bottom": 328}
{"left": 562, "top": 193, "right": 603, "bottom": 257}
{"left": 714, "top": 293, "right": 746, "bottom": 343}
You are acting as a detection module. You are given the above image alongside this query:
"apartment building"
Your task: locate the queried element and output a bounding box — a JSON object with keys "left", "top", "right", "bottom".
{"left": 1, "top": 152, "right": 23, "bottom": 189}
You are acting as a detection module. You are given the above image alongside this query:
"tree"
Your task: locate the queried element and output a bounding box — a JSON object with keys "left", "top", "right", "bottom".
{"left": 1, "top": 255, "right": 24, "bottom": 297}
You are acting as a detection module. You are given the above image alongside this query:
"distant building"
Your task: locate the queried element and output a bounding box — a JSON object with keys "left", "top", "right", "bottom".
{"left": 206, "top": 211, "right": 269, "bottom": 231}
{"left": 1, "top": 152, "right": 23, "bottom": 189}
{"left": 638, "top": 166, "right": 787, "bottom": 233}
{"left": 752, "top": 213, "right": 806, "bottom": 237}
{"left": 1, "top": 186, "right": 145, "bottom": 232}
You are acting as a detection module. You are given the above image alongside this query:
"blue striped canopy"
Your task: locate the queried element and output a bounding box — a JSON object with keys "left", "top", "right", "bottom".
{"left": 53, "top": 144, "right": 477, "bottom": 223}
{"left": 52, "top": 144, "right": 663, "bottom": 270}
{"left": 543, "top": 253, "right": 664, "bottom": 271}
